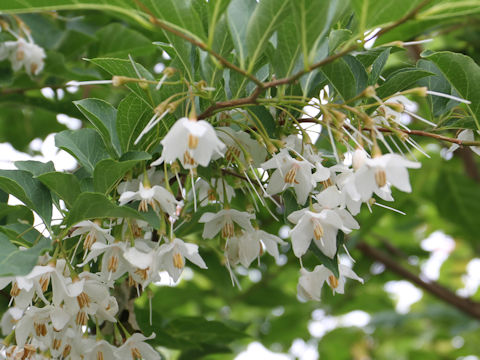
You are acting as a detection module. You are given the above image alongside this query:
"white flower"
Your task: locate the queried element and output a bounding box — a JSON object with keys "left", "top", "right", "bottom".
{"left": 261, "top": 149, "right": 315, "bottom": 205}
{"left": 297, "top": 264, "right": 363, "bottom": 301}
{"left": 115, "top": 333, "right": 160, "bottom": 360}
{"left": 226, "top": 229, "right": 286, "bottom": 268}
{"left": 195, "top": 177, "right": 235, "bottom": 206}
{"left": 199, "top": 208, "right": 255, "bottom": 239}
{"left": 288, "top": 208, "right": 350, "bottom": 258}
{"left": 85, "top": 340, "right": 117, "bottom": 360}
{"left": 5, "top": 38, "right": 46, "bottom": 75}
{"left": 157, "top": 238, "right": 207, "bottom": 282}
{"left": 119, "top": 182, "right": 180, "bottom": 216}
{"left": 216, "top": 127, "right": 267, "bottom": 166}
{"left": 71, "top": 220, "right": 114, "bottom": 252}
{"left": 152, "top": 117, "right": 225, "bottom": 169}
{"left": 355, "top": 153, "right": 420, "bottom": 201}
{"left": 78, "top": 242, "right": 128, "bottom": 281}
{"left": 447, "top": 129, "right": 480, "bottom": 156}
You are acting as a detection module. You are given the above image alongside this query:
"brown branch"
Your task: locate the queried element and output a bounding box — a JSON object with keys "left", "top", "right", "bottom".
{"left": 357, "top": 241, "right": 480, "bottom": 320}
{"left": 134, "top": 0, "right": 264, "bottom": 88}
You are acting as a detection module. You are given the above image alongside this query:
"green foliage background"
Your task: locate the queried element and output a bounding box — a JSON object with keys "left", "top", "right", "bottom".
{"left": 0, "top": 0, "right": 480, "bottom": 359}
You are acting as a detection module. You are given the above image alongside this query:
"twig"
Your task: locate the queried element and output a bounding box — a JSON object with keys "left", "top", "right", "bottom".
{"left": 357, "top": 241, "right": 480, "bottom": 320}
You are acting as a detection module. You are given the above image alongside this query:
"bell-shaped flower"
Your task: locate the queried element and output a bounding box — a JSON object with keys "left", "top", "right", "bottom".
{"left": 297, "top": 264, "right": 363, "bottom": 301}
{"left": 85, "top": 339, "right": 117, "bottom": 360}
{"left": 355, "top": 153, "right": 420, "bottom": 201}
{"left": 152, "top": 117, "right": 225, "bottom": 169}
{"left": 4, "top": 38, "right": 46, "bottom": 75}
{"left": 226, "top": 229, "right": 286, "bottom": 268}
{"left": 216, "top": 127, "right": 267, "bottom": 166}
{"left": 288, "top": 208, "right": 350, "bottom": 259}
{"left": 71, "top": 220, "right": 114, "bottom": 253}
{"left": 157, "top": 238, "right": 207, "bottom": 282}
{"left": 115, "top": 333, "right": 160, "bottom": 360}
{"left": 123, "top": 245, "right": 157, "bottom": 287}
{"left": 1, "top": 307, "right": 23, "bottom": 336}
{"left": 119, "top": 182, "right": 180, "bottom": 217}
{"left": 447, "top": 129, "right": 480, "bottom": 156}
{"left": 15, "top": 305, "right": 52, "bottom": 347}
{"left": 261, "top": 149, "right": 315, "bottom": 205}
{"left": 199, "top": 208, "right": 255, "bottom": 239}
{"left": 79, "top": 242, "right": 129, "bottom": 282}
{"left": 195, "top": 177, "right": 235, "bottom": 207}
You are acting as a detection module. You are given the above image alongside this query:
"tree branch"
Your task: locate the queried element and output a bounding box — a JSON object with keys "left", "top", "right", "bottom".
{"left": 357, "top": 241, "right": 480, "bottom": 320}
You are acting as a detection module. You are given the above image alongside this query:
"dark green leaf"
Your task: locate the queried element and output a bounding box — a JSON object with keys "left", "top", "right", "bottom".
{"left": 14, "top": 160, "right": 55, "bottom": 176}
{"left": 321, "top": 58, "right": 357, "bottom": 101}
{"left": 74, "top": 98, "right": 121, "bottom": 157}
{"left": 0, "top": 232, "right": 51, "bottom": 277}
{"left": 0, "top": 170, "right": 52, "bottom": 227}
{"left": 93, "top": 152, "right": 151, "bottom": 194}
{"left": 55, "top": 129, "right": 110, "bottom": 174}
{"left": 36, "top": 172, "right": 82, "bottom": 208}
{"left": 376, "top": 68, "right": 434, "bottom": 98}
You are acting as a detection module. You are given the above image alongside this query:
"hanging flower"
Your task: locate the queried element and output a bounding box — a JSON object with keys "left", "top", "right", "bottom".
{"left": 152, "top": 117, "right": 225, "bottom": 169}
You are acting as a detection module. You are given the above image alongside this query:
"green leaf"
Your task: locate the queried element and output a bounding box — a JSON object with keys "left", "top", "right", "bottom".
{"left": 0, "top": 232, "right": 51, "bottom": 277}
{"left": 36, "top": 172, "right": 82, "bottom": 209}
{"left": 14, "top": 160, "right": 55, "bottom": 176}
{"left": 292, "top": 0, "right": 340, "bottom": 66}
{"left": 142, "top": 0, "right": 206, "bottom": 42}
{"left": 321, "top": 58, "right": 357, "bottom": 101}
{"left": 272, "top": 14, "right": 302, "bottom": 78}
{"left": 436, "top": 116, "right": 477, "bottom": 131}
{"left": 55, "top": 129, "right": 110, "bottom": 174}
{"left": 417, "top": 59, "right": 458, "bottom": 117}
{"left": 245, "top": 0, "right": 290, "bottom": 72}
{"left": 351, "top": 0, "right": 424, "bottom": 31}
{"left": 0, "top": 204, "right": 34, "bottom": 225}
{"left": 116, "top": 94, "right": 157, "bottom": 153}
{"left": 433, "top": 169, "right": 480, "bottom": 238}
{"left": 227, "top": 0, "right": 256, "bottom": 70}
{"left": 74, "top": 98, "right": 121, "bottom": 157}
{"left": 93, "top": 152, "right": 151, "bottom": 194}
{"left": 66, "top": 192, "right": 152, "bottom": 228}
{"left": 88, "top": 58, "right": 159, "bottom": 108}
{"left": 0, "top": 170, "right": 52, "bottom": 227}
{"left": 248, "top": 106, "right": 276, "bottom": 138}
{"left": 423, "top": 51, "right": 480, "bottom": 130}
{"left": 343, "top": 55, "right": 368, "bottom": 96}
{"left": 375, "top": 68, "right": 434, "bottom": 98}
{"left": 96, "top": 23, "right": 155, "bottom": 58}
{"left": 369, "top": 47, "right": 391, "bottom": 85}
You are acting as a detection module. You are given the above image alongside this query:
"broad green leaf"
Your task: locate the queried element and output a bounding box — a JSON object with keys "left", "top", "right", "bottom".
{"left": 14, "top": 160, "right": 55, "bottom": 176}
{"left": 343, "top": 55, "right": 368, "bottom": 96}
{"left": 74, "top": 98, "right": 121, "bottom": 157}
{"left": 248, "top": 107, "right": 276, "bottom": 138}
{"left": 116, "top": 94, "right": 157, "bottom": 153}
{"left": 55, "top": 129, "right": 110, "bottom": 174}
{"left": 369, "top": 48, "right": 391, "bottom": 85}
{"left": 351, "top": 0, "right": 424, "bottom": 32}
{"left": 417, "top": 59, "right": 459, "bottom": 117}
{"left": 245, "top": 0, "right": 290, "bottom": 72}
{"left": 0, "top": 232, "right": 51, "bottom": 277}
{"left": 141, "top": 0, "right": 206, "bottom": 42}
{"left": 0, "top": 170, "right": 52, "bottom": 227}
{"left": 66, "top": 192, "right": 152, "bottom": 228}
{"left": 227, "top": 0, "right": 256, "bottom": 70}
{"left": 273, "top": 13, "right": 302, "bottom": 78}
{"left": 36, "top": 172, "right": 82, "bottom": 208}
{"left": 321, "top": 58, "right": 357, "bottom": 101}
{"left": 292, "top": 0, "right": 339, "bottom": 66}
{"left": 96, "top": 23, "right": 155, "bottom": 58}
{"left": 93, "top": 152, "right": 151, "bottom": 194}
{"left": 329, "top": 29, "right": 352, "bottom": 53}
{"left": 436, "top": 116, "right": 477, "bottom": 131}
{"left": 0, "top": 204, "right": 34, "bottom": 225}
{"left": 375, "top": 68, "right": 434, "bottom": 98}
{"left": 434, "top": 169, "right": 480, "bottom": 240}
{"left": 89, "top": 58, "right": 159, "bottom": 108}
{"left": 424, "top": 51, "right": 480, "bottom": 130}
{"left": 0, "top": 1, "right": 152, "bottom": 29}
